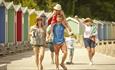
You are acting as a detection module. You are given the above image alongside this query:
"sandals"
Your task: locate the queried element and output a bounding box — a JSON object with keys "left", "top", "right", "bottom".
{"left": 60, "top": 64, "right": 67, "bottom": 70}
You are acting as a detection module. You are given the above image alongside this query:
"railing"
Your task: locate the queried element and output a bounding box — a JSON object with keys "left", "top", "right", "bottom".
{"left": 96, "top": 40, "right": 115, "bottom": 57}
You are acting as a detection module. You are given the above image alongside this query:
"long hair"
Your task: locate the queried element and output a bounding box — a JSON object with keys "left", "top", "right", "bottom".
{"left": 35, "top": 16, "right": 44, "bottom": 28}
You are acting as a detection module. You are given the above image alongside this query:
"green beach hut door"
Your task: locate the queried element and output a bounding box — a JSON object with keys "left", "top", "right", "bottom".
{"left": 8, "top": 7, "right": 15, "bottom": 43}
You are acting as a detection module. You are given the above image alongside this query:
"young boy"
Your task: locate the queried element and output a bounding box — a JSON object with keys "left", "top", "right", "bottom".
{"left": 51, "top": 14, "right": 71, "bottom": 70}
{"left": 66, "top": 33, "right": 77, "bottom": 64}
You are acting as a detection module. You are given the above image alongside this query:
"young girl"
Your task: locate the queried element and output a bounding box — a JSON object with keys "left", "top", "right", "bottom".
{"left": 29, "top": 16, "right": 46, "bottom": 70}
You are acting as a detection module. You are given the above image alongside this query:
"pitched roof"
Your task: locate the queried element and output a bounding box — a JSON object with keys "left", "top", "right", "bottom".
{"left": 66, "top": 17, "right": 79, "bottom": 24}
{"left": 21, "top": 7, "right": 28, "bottom": 13}
{"left": 28, "top": 9, "right": 36, "bottom": 15}
{"left": 5, "top": 1, "right": 14, "bottom": 9}
{"left": 0, "top": 0, "right": 5, "bottom": 6}
{"left": 14, "top": 4, "right": 21, "bottom": 11}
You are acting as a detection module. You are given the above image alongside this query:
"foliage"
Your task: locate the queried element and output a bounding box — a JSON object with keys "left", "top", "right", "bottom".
{"left": 5, "top": 0, "right": 115, "bottom": 21}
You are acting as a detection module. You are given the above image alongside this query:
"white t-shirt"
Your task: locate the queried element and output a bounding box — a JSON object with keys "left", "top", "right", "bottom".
{"left": 65, "top": 37, "right": 76, "bottom": 49}
{"left": 83, "top": 25, "right": 92, "bottom": 38}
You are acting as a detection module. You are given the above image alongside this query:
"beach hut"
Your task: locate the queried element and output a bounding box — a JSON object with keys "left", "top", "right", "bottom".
{"left": 0, "top": 0, "right": 6, "bottom": 55}
{"left": 1, "top": 2, "right": 19, "bottom": 53}
{"left": 22, "top": 7, "right": 29, "bottom": 42}
{"left": 98, "top": 22, "right": 106, "bottom": 40}
{"left": 66, "top": 17, "right": 81, "bottom": 35}
{"left": 5, "top": 2, "right": 15, "bottom": 44}
{"left": 14, "top": 4, "right": 22, "bottom": 42}
{"left": 14, "top": 4, "right": 24, "bottom": 51}
{"left": 0, "top": 0, "right": 5, "bottom": 44}
{"left": 66, "top": 17, "right": 84, "bottom": 47}
{"left": 110, "top": 23, "right": 114, "bottom": 40}
{"left": 29, "top": 9, "right": 38, "bottom": 27}
{"left": 21, "top": 7, "right": 30, "bottom": 50}
{"left": 96, "top": 21, "right": 113, "bottom": 41}
{"left": 112, "top": 22, "right": 115, "bottom": 40}
{"left": 103, "top": 22, "right": 108, "bottom": 40}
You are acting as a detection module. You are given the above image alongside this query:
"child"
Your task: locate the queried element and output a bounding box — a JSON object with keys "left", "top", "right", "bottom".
{"left": 30, "top": 16, "right": 46, "bottom": 70}
{"left": 66, "top": 33, "right": 77, "bottom": 64}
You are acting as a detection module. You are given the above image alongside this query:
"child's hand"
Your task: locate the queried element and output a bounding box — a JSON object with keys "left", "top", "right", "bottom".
{"left": 68, "top": 32, "right": 73, "bottom": 35}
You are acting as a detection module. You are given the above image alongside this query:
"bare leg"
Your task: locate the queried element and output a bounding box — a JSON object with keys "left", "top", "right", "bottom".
{"left": 60, "top": 43, "right": 67, "bottom": 70}
{"left": 39, "top": 47, "right": 45, "bottom": 70}
{"left": 91, "top": 48, "right": 95, "bottom": 60}
{"left": 51, "top": 52, "right": 54, "bottom": 64}
{"left": 87, "top": 47, "right": 92, "bottom": 61}
{"left": 54, "top": 45, "right": 60, "bottom": 70}
{"left": 33, "top": 47, "right": 39, "bottom": 69}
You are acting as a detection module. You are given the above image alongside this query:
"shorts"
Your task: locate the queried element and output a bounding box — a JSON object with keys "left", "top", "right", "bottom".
{"left": 48, "top": 42, "right": 54, "bottom": 52}
{"left": 54, "top": 43, "right": 67, "bottom": 55}
{"left": 32, "top": 44, "right": 44, "bottom": 47}
{"left": 83, "top": 38, "right": 96, "bottom": 48}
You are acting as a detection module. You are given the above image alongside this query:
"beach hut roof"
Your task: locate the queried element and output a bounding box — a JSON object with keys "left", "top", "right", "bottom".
{"left": 14, "top": 4, "right": 21, "bottom": 11}
{"left": 29, "top": 9, "right": 38, "bottom": 15}
{"left": 45, "top": 12, "right": 50, "bottom": 17}
{"left": 21, "top": 7, "right": 28, "bottom": 13}
{"left": 0, "top": 0, "right": 5, "bottom": 6}
{"left": 66, "top": 17, "right": 79, "bottom": 24}
{"left": 93, "top": 20, "right": 112, "bottom": 25}
{"left": 35, "top": 11, "right": 39, "bottom": 15}
{"left": 29, "top": 9, "right": 35, "bottom": 15}
{"left": 5, "top": 1, "right": 14, "bottom": 9}
{"left": 46, "top": 12, "right": 53, "bottom": 18}
{"left": 38, "top": 10, "right": 45, "bottom": 16}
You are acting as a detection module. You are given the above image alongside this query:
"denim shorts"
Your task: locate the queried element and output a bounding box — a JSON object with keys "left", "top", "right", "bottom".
{"left": 83, "top": 38, "right": 96, "bottom": 48}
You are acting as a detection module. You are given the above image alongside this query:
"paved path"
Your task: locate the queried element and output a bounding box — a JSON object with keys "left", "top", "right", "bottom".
{"left": 1, "top": 47, "right": 115, "bottom": 70}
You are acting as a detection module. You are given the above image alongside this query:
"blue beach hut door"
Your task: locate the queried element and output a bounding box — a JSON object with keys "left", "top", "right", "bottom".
{"left": 0, "top": 6, "right": 5, "bottom": 43}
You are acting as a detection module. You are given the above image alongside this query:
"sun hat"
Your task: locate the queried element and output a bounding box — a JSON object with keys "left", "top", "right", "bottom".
{"left": 83, "top": 18, "right": 93, "bottom": 23}
{"left": 53, "top": 4, "right": 62, "bottom": 10}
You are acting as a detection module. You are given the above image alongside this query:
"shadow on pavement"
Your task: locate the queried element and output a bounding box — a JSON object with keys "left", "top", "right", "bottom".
{"left": 0, "top": 50, "right": 34, "bottom": 64}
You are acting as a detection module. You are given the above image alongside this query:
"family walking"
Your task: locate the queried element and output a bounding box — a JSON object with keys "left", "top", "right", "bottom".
{"left": 29, "top": 3, "right": 97, "bottom": 70}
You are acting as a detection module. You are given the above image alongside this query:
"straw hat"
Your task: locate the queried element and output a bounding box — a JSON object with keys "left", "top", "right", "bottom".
{"left": 53, "top": 4, "right": 62, "bottom": 10}
{"left": 83, "top": 18, "right": 93, "bottom": 23}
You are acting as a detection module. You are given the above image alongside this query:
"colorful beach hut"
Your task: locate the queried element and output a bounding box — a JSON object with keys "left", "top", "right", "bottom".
{"left": 0, "top": 0, "right": 6, "bottom": 43}
{"left": 5, "top": 2, "right": 15, "bottom": 44}
{"left": 66, "top": 17, "right": 82, "bottom": 35}
{"left": 112, "top": 23, "right": 115, "bottom": 40}
{"left": 22, "top": 7, "right": 29, "bottom": 42}
{"left": 96, "top": 21, "right": 112, "bottom": 41}
{"left": 14, "top": 4, "right": 22, "bottom": 42}
{"left": 29, "top": 9, "right": 38, "bottom": 27}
